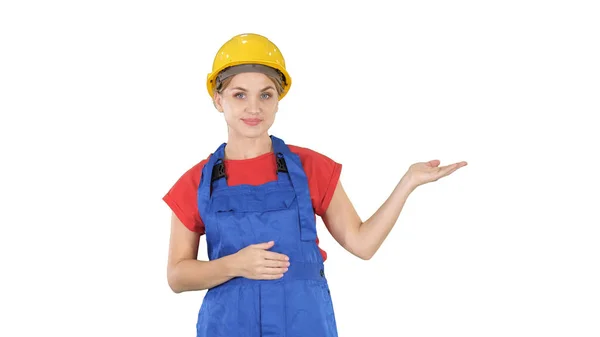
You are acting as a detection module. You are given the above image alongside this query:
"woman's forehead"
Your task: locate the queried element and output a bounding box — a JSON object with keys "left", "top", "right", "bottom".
{"left": 228, "top": 72, "right": 275, "bottom": 88}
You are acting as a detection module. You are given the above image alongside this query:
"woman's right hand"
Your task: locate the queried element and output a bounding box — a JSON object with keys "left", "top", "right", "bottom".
{"left": 230, "top": 241, "right": 290, "bottom": 280}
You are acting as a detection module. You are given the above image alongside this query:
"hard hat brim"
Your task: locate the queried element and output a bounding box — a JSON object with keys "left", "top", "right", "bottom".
{"left": 206, "top": 61, "right": 292, "bottom": 100}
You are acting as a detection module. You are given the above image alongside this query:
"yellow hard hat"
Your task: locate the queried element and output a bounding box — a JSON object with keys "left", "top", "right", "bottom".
{"left": 206, "top": 33, "right": 292, "bottom": 100}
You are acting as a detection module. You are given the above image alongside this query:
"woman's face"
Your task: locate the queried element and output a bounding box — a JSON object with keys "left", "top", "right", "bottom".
{"left": 214, "top": 72, "right": 279, "bottom": 139}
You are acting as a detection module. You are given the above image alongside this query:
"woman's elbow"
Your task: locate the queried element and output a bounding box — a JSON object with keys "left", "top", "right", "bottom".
{"left": 346, "top": 244, "right": 375, "bottom": 260}
{"left": 167, "top": 265, "right": 185, "bottom": 293}
{"left": 168, "top": 280, "right": 184, "bottom": 294}
{"left": 345, "top": 237, "right": 375, "bottom": 260}
{"left": 356, "top": 250, "right": 375, "bottom": 260}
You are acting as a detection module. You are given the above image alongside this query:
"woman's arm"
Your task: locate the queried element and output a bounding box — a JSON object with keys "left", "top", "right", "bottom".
{"left": 167, "top": 212, "right": 291, "bottom": 293}
{"left": 322, "top": 159, "right": 467, "bottom": 260}
{"left": 166, "top": 212, "right": 237, "bottom": 293}
{"left": 322, "top": 176, "right": 415, "bottom": 260}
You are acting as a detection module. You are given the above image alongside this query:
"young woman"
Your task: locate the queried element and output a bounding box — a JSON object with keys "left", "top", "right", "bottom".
{"left": 163, "top": 33, "right": 467, "bottom": 337}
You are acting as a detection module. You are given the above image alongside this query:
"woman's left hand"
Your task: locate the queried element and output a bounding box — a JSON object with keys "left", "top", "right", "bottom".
{"left": 403, "top": 159, "right": 468, "bottom": 189}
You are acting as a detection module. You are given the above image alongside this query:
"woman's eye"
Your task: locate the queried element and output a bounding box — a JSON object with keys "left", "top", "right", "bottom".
{"left": 233, "top": 92, "right": 271, "bottom": 99}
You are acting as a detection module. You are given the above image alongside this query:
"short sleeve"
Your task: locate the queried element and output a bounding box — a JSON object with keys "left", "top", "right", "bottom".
{"left": 289, "top": 145, "right": 342, "bottom": 216}
{"left": 162, "top": 159, "right": 208, "bottom": 234}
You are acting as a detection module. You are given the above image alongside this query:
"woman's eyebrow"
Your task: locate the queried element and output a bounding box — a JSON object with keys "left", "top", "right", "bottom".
{"left": 230, "top": 86, "right": 275, "bottom": 92}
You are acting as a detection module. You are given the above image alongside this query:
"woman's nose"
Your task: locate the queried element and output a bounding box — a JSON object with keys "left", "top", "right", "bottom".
{"left": 245, "top": 97, "right": 262, "bottom": 114}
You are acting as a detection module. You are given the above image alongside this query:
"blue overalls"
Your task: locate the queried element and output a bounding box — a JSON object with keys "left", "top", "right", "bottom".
{"left": 196, "top": 135, "right": 338, "bottom": 337}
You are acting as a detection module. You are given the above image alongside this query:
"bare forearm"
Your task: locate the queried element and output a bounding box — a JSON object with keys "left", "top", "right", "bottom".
{"left": 168, "top": 255, "right": 238, "bottom": 293}
{"left": 353, "top": 176, "right": 416, "bottom": 259}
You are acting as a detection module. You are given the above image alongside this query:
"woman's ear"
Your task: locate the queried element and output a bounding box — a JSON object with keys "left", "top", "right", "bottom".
{"left": 213, "top": 93, "right": 224, "bottom": 113}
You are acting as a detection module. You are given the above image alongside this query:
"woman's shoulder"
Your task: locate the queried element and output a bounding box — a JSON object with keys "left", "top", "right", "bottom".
{"left": 287, "top": 144, "right": 342, "bottom": 181}
{"left": 172, "top": 154, "right": 211, "bottom": 187}
{"left": 287, "top": 144, "right": 340, "bottom": 166}
{"left": 286, "top": 144, "right": 342, "bottom": 216}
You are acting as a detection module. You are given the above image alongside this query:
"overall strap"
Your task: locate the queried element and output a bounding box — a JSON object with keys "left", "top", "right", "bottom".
{"left": 197, "top": 142, "right": 226, "bottom": 222}
{"left": 271, "top": 135, "right": 317, "bottom": 241}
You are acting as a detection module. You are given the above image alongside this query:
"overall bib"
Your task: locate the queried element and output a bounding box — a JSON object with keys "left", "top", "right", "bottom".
{"left": 196, "top": 135, "right": 338, "bottom": 337}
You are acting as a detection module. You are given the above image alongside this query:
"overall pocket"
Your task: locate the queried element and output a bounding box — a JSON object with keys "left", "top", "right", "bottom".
{"left": 209, "top": 189, "right": 299, "bottom": 251}
{"left": 210, "top": 189, "right": 297, "bottom": 213}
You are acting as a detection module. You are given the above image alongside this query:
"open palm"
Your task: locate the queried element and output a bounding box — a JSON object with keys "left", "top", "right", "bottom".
{"left": 405, "top": 159, "right": 468, "bottom": 188}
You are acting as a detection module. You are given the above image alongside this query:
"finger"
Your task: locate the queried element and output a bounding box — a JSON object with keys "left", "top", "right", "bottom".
{"left": 447, "top": 161, "right": 468, "bottom": 172}
{"left": 262, "top": 251, "right": 289, "bottom": 261}
{"left": 436, "top": 164, "right": 457, "bottom": 177}
{"left": 263, "top": 259, "right": 291, "bottom": 268}
{"left": 426, "top": 160, "right": 440, "bottom": 168}
{"left": 443, "top": 161, "right": 467, "bottom": 170}
{"left": 249, "top": 241, "right": 275, "bottom": 249}
{"left": 260, "top": 266, "right": 289, "bottom": 275}
{"left": 259, "top": 273, "right": 285, "bottom": 280}
{"left": 437, "top": 163, "right": 463, "bottom": 177}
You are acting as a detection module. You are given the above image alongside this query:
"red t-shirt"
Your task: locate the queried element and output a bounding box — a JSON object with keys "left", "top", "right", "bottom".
{"left": 162, "top": 144, "right": 342, "bottom": 262}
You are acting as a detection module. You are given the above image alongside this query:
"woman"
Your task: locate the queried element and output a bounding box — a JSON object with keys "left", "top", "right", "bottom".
{"left": 163, "top": 33, "right": 467, "bottom": 337}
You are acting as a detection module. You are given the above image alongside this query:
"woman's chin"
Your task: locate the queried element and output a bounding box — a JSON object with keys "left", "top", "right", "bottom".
{"left": 230, "top": 125, "right": 269, "bottom": 139}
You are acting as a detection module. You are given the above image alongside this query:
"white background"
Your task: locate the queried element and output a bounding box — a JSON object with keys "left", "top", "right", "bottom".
{"left": 1, "top": 1, "right": 599, "bottom": 336}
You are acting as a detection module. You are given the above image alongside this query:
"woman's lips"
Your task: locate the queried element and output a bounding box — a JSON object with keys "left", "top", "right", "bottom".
{"left": 242, "top": 118, "right": 262, "bottom": 126}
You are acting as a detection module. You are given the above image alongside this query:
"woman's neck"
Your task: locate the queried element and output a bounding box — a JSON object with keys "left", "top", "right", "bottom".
{"left": 224, "top": 132, "right": 272, "bottom": 160}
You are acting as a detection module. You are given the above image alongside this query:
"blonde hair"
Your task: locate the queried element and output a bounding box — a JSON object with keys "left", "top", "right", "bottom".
{"left": 212, "top": 73, "right": 285, "bottom": 98}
